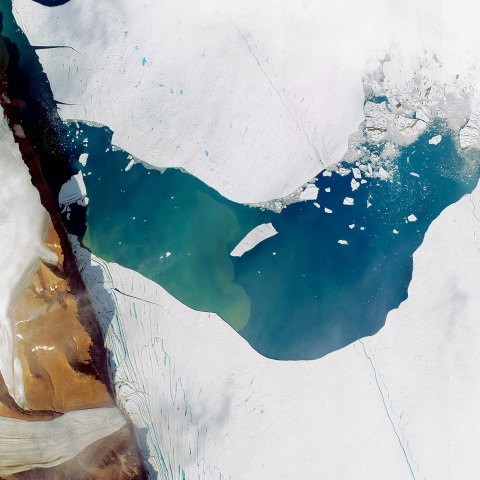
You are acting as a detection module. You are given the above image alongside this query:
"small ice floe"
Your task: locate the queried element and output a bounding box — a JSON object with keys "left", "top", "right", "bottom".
{"left": 407, "top": 214, "right": 418, "bottom": 222}
{"left": 338, "top": 239, "right": 348, "bottom": 245}
{"left": 299, "top": 184, "right": 319, "bottom": 201}
{"left": 231, "top": 223, "right": 278, "bottom": 257}
{"left": 360, "top": 226, "right": 366, "bottom": 231}
{"left": 324, "top": 207, "right": 333, "bottom": 214}
{"left": 338, "top": 167, "right": 351, "bottom": 176}
{"left": 349, "top": 224, "right": 355, "bottom": 229}
{"left": 410, "top": 172, "right": 420, "bottom": 177}
{"left": 313, "top": 202, "right": 320, "bottom": 208}
{"left": 393, "top": 229, "right": 399, "bottom": 234}
{"left": 325, "top": 187, "right": 331, "bottom": 193}
{"left": 367, "top": 201, "right": 372, "bottom": 208}
{"left": 428, "top": 134, "right": 442, "bottom": 145}
{"left": 378, "top": 167, "right": 389, "bottom": 180}
{"left": 343, "top": 197, "right": 354, "bottom": 206}
{"left": 351, "top": 178, "right": 360, "bottom": 191}
{"left": 322, "top": 170, "right": 332, "bottom": 177}
{"left": 360, "top": 179, "right": 367, "bottom": 184}
{"left": 165, "top": 251, "right": 172, "bottom": 258}
{"left": 352, "top": 168, "right": 362, "bottom": 179}
{"left": 58, "top": 172, "right": 88, "bottom": 210}
{"left": 125, "top": 158, "right": 135, "bottom": 171}
{"left": 79, "top": 153, "right": 89, "bottom": 166}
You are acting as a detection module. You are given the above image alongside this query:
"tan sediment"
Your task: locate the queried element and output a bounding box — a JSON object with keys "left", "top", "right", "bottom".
{"left": 10, "top": 222, "right": 113, "bottom": 412}
{"left": 3, "top": 424, "right": 146, "bottom": 480}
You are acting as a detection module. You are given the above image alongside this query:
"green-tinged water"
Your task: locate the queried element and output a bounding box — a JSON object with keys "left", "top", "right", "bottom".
{"left": 67, "top": 122, "right": 480, "bottom": 360}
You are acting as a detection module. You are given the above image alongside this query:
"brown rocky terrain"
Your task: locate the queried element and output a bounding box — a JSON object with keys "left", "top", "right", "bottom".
{"left": 0, "top": 38, "right": 147, "bottom": 476}
{"left": 10, "top": 222, "right": 113, "bottom": 412}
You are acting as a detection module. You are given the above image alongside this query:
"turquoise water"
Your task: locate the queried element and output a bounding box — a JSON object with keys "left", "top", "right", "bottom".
{"left": 66, "top": 122, "right": 480, "bottom": 360}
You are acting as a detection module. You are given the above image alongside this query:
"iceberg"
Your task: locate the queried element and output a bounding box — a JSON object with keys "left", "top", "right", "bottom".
{"left": 230, "top": 223, "right": 278, "bottom": 257}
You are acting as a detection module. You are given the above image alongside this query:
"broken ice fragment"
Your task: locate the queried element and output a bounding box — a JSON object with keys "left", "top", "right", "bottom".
{"left": 428, "top": 135, "right": 442, "bottom": 145}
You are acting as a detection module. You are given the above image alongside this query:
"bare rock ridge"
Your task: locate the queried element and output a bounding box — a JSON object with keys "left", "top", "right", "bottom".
{"left": 0, "top": 15, "right": 147, "bottom": 478}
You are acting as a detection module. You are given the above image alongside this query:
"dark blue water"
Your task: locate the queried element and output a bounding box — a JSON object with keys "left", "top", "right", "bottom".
{"left": 65, "top": 121, "right": 480, "bottom": 360}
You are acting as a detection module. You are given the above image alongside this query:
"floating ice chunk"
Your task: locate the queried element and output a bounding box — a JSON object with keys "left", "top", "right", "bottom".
{"left": 166, "top": 251, "right": 172, "bottom": 258}
{"left": 410, "top": 172, "right": 420, "bottom": 177}
{"left": 393, "top": 229, "right": 399, "bottom": 234}
{"left": 343, "top": 197, "right": 354, "bottom": 206}
{"left": 338, "top": 167, "right": 351, "bottom": 176}
{"left": 408, "top": 214, "right": 418, "bottom": 222}
{"left": 324, "top": 207, "right": 333, "bottom": 214}
{"left": 313, "top": 202, "right": 320, "bottom": 208}
{"left": 322, "top": 170, "right": 332, "bottom": 177}
{"left": 325, "top": 187, "right": 331, "bottom": 193}
{"left": 338, "top": 239, "right": 348, "bottom": 245}
{"left": 230, "top": 223, "right": 278, "bottom": 257}
{"left": 349, "top": 224, "right": 355, "bottom": 229}
{"left": 299, "top": 184, "right": 319, "bottom": 201}
{"left": 351, "top": 178, "right": 360, "bottom": 191}
{"left": 378, "top": 167, "right": 389, "bottom": 180}
{"left": 58, "top": 172, "right": 88, "bottom": 208}
{"left": 428, "top": 135, "right": 442, "bottom": 145}
{"left": 352, "top": 168, "right": 362, "bottom": 179}
{"left": 79, "top": 153, "right": 89, "bottom": 166}
{"left": 125, "top": 158, "right": 135, "bottom": 171}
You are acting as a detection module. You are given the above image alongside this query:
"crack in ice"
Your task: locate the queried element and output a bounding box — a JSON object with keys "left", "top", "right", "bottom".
{"left": 359, "top": 340, "right": 417, "bottom": 480}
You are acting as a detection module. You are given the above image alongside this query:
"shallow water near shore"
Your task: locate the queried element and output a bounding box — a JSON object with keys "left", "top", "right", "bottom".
{"left": 66, "top": 122, "right": 480, "bottom": 360}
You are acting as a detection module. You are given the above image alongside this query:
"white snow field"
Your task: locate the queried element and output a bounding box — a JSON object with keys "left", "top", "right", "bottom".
{"left": 14, "top": 0, "right": 480, "bottom": 203}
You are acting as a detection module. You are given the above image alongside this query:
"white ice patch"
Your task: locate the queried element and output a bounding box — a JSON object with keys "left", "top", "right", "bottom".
{"left": 299, "top": 184, "right": 319, "bottom": 201}
{"left": 58, "top": 172, "right": 88, "bottom": 209}
{"left": 428, "top": 135, "right": 442, "bottom": 145}
{"left": 230, "top": 223, "right": 278, "bottom": 257}
{"left": 79, "top": 153, "right": 89, "bottom": 166}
